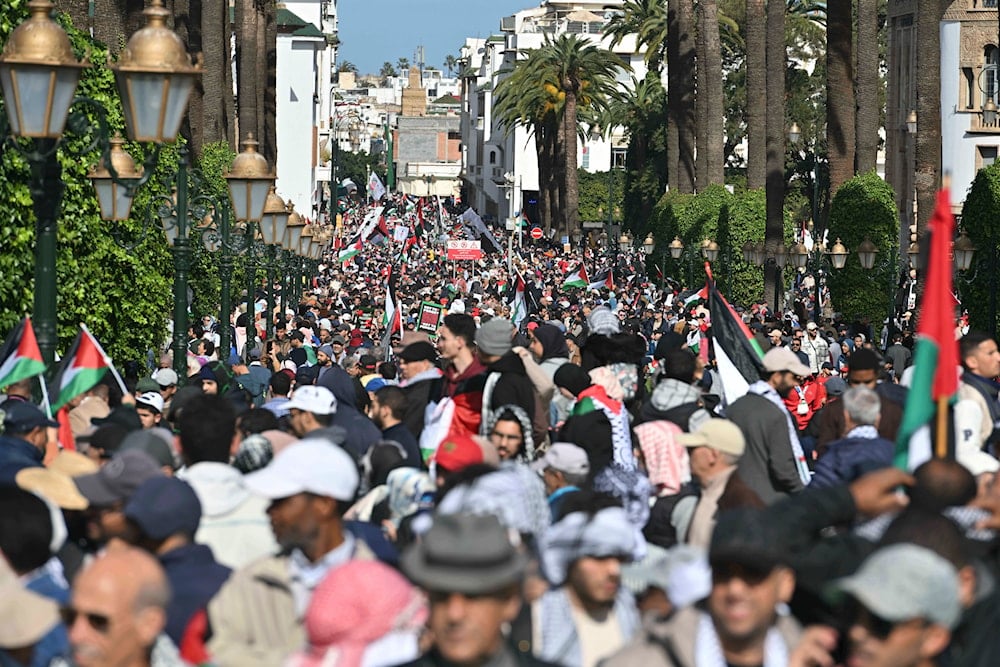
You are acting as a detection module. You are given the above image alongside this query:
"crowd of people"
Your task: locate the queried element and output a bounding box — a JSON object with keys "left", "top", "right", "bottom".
{"left": 1, "top": 194, "right": 1000, "bottom": 667}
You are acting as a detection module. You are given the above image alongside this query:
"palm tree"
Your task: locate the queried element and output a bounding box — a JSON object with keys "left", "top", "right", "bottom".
{"left": 534, "top": 35, "right": 627, "bottom": 237}
{"left": 397, "top": 57, "right": 410, "bottom": 74}
{"left": 338, "top": 61, "right": 359, "bottom": 73}
{"left": 826, "top": 1, "right": 854, "bottom": 199}
{"left": 667, "top": 0, "right": 697, "bottom": 193}
{"left": 494, "top": 36, "right": 625, "bottom": 236}
{"left": 915, "top": 0, "right": 944, "bottom": 232}
{"left": 696, "top": 0, "right": 725, "bottom": 188}
{"left": 200, "top": 0, "right": 233, "bottom": 150}
{"left": 444, "top": 54, "right": 458, "bottom": 76}
{"left": 744, "top": 0, "right": 766, "bottom": 189}
{"left": 379, "top": 62, "right": 398, "bottom": 85}
{"left": 606, "top": 0, "right": 668, "bottom": 74}
{"left": 855, "top": 0, "right": 878, "bottom": 175}
{"left": 764, "top": 0, "right": 785, "bottom": 310}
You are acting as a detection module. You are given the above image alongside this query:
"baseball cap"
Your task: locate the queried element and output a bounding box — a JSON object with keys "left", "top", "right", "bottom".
{"left": 824, "top": 376, "right": 847, "bottom": 397}
{"left": 710, "top": 507, "right": 787, "bottom": 572}
{"left": 152, "top": 368, "right": 178, "bottom": 387}
{"left": 761, "top": 346, "right": 811, "bottom": 377}
{"left": 531, "top": 442, "right": 590, "bottom": 476}
{"left": 397, "top": 341, "right": 438, "bottom": 363}
{"left": 806, "top": 321, "right": 818, "bottom": 331}
{"left": 135, "top": 392, "right": 164, "bottom": 414}
{"left": 285, "top": 385, "right": 338, "bottom": 415}
{"left": 125, "top": 477, "right": 202, "bottom": 540}
{"left": 677, "top": 418, "right": 746, "bottom": 457}
{"left": 433, "top": 433, "right": 485, "bottom": 473}
{"left": 2, "top": 402, "right": 58, "bottom": 432}
{"left": 135, "top": 377, "right": 160, "bottom": 394}
{"left": 830, "top": 544, "right": 962, "bottom": 630}
{"left": 359, "top": 354, "right": 378, "bottom": 371}
{"left": 119, "top": 429, "right": 176, "bottom": 470}
{"left": 72, "top": 449, "right": 164, "bottom": 507}
{"left": 243, "top": 438, "right": 359, "bottom": 502}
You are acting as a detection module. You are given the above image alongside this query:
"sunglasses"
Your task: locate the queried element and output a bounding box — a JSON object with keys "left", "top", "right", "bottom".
{"left": 711, "top": 562, "right": 774, "bottom": 586}
{"left": 61, "top": 606, "right": 111, "bottom": 634}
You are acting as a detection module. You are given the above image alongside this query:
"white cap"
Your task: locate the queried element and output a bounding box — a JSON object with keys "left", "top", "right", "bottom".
{"left": 152, "top": 368, "right": 178, "bottom": 386}
{"left": 286, "top": 385, "right": 338, "bottom": 415}
{"left": 244, "top": 439, "right": 359, "bottom": 501}
{"left": 135, "top": 392, "right": 165, "bottom": 414}
{"left": 531, "top": 442, "right": 590, "bottom": 476}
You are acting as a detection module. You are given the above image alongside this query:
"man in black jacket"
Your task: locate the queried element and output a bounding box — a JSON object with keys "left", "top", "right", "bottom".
{"left": 475, "top": 319, "right": 540, "bottom": 441}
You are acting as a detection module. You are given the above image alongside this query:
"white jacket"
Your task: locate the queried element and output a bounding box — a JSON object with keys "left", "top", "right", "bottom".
{"left": 179, "top": 462, "right": 278, "bottom": 569}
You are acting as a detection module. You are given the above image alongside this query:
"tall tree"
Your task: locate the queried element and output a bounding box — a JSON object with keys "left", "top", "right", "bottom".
{"left": 606, "top": 0, "right": 668, "bottom": 73}
{"left": 667, "top": 0, "right": 697, "bottom": 193}
{"left": 234, "top": 0, "right": 260, "bottom": 150}
{"left": 91, "top": 0, "right": 144, "bottom": 56}
{"left": 200, "top": 0, "right": 233, "bottom": 150}
{"left": 914, "top": 0, "right": 947, "bottom": 232}
{"left": 443, "top": 54, "right": 458, "bottom": 76}
{"left": 535, "top": 35, "right": 627, "bottom": 237}
{"left": 826, "top": 0, "right": 854, "bottom": 198}
{"left": 855, "top": 0, "right": 878, "bottom": 174}
{"left": 745, "top": 0, "right": 766, "bottom": 189}
{"left": 764, "top": 0, "right": 785, "bottom": 310}
{"left": 696, "top": 0, "right": 725, "bottom": 188}
{"left": 262, "top": 2, "right": 278, "bottom": 166}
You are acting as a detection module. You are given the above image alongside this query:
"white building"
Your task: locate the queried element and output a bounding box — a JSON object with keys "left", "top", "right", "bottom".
{"left": 459, "top": 0, "right": 653, "bottom": 227}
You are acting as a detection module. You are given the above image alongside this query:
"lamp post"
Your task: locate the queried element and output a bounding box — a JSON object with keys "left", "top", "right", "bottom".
{"left": 789, "top": 238, "right": 849, "bottom": 323}
{"left": 951, "top": 230, "right": 996, "bottom": 338}
{"left": 787, "top": 122, "right": 821, "bottom": 230}
{"left": 0, "top": 0, "right": 200, "bottom": 365}
{"left": 259, "top": 186, "right": 290, "bottom": 339}
{"left": 664, "top": 236, "right": 720, "bottom": 289}
{"left": 329, "top": 108, "right": 362, "bottom": 219}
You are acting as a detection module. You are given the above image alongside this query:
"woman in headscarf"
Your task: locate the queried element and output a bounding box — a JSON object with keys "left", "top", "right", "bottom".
{"left": 528, "top": 323, "right": 573, "bottom": 424}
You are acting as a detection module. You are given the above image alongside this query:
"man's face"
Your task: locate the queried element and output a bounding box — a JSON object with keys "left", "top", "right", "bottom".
{"left": 316, "top": 350, "right": 331, "bottom": 366}
{"left": 489, "top": 418, "right": 524, "bottom": 460}
{"left": 68, "top": 568, "right": 153, "bottom": 666}
{"left": 966, "top": 339, "right": 1000, "bottom": 378}
{"left": 807, "top": 327, "right": 819, "bottom": 339}
{"left": 266, "top": 492, "right": 322, "bottom": 553}
{"left": 772, "top": 370, "right": 801, "bottom": 398}
{"left": 436, "top": 325, "right": 463, "bottom": 361}
{"left": 769, "top": 333, "right": 783, "bottom": 346}
{"left": 567, "top": 556, "right": 623, "bottom": 610}
{"left": 85, "top": 503, "right": 128, "bottom": 545}
{"left": 331, "top": 342, "right": 344, "bottom": 357}
{"left": 688, "top": 445, "right": 716, "bottom": 483}
{"left": 848, "top": 368, "right": 878, "bottom": 389}
{"left": 276, "top": 328, "right": 287, "bottom": 340}
{"left": 135, "top": 407, "right": 159, "bottom": 430}
{"left": 369, "top": 396, "right": 387, "bottom": 429}
{"left": 846, "top": 604, "right": 944, "bottom": 667}
{"left": 399, "top": 358, "right": 428, "bottom": 380}
{"left": 427, "top": 589, "right": 520, "bottom": 665}
{"left": 201, "top": 379, "right": 218, "bottom": 395}
{"left": 708, "top": 563, "right": 794, "bottom": 646}
{"left": 790, "top": 338, "right": 802, "bottom": 354}
{"left": 319, "top": 329, "right": 332, "bottom": 343}
{"left": 291, "top": 337, "right": 303, "bottom": 348}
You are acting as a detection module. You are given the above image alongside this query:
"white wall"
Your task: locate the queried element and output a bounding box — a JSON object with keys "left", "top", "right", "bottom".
{"left": 276, "top": 34, "right": 324, "bottom": 219}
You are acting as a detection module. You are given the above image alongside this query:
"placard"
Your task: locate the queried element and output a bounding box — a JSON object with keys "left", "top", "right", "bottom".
{"left": 446, "top": 239, "right": 483, "bottom": 260}
{"left": 417, "top": 301, "right": 443, "bottom": 334}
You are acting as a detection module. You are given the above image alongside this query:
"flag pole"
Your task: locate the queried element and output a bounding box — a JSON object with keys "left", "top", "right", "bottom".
{"left": 935, "top": 396, "right": 949, "bottom": 459}
{"left": 38, "top": 378, "right": 53, "bottom": 419}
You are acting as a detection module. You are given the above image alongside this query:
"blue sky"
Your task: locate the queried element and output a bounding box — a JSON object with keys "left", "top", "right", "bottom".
{"left": 338, "top": 0, "right": 535, "bottom": 75}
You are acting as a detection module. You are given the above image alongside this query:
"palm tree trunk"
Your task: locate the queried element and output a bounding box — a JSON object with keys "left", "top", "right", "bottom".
{"left": 668, "top": 0, "right": 697, "bottom": 193}
{"left": 92, "top": 0, "right": 144, "bottom": 56}
{"left": 261, "top": 0, "right": 278, "bottom": 167}
{"left": 234, "top": 0, "right": 259, "bottom": 145}
{"left": 200, "top": 0, "right": 233, "bottom": 149}
{"left": 562, "top": 87, "right": 580, "bottom": 239}
{"left": 914, "top": 0, "right": 945, "bottom": 232}
{"left": 827, "top": 1, "right": 855, "bottom": 197}
{"left": 745, "top": 0, "right": 766, "bottom": 189}
{"left": 698, "top": 0, "right": 724, "bottom": 187}
{"left": 764, "top": 0, "right": 785, "bottom": 311}
{"left": 855, "top": 0, "right": 878, "bottom": 174}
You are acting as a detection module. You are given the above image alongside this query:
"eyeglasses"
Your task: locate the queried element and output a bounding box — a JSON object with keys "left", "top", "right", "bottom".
{"left": 711, "top": 562, "right": 774, "bottom": 586}
{"left": 61, "top": 606, "right": 111, "bottom": 634}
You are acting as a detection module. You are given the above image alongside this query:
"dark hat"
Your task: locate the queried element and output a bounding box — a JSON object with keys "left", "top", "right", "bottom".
{"left": 401, "top": 513, "right": 526, "bottom": 594}
{"left": 397, "top": 341, "right": 438, "bottom": 363}
{"left": 248, "top": 346, "right": 263, "bottom": 361}
{"left": 359, "top": 354, "right": 378, "bottom": 371}
{"left": 2, "top": 402, "right": 58, "bottom": 433}
{"left": 73, "top": 449, "right": 164, "bottom": 507}
{"left": 824, "top": 376, "right": 847, "bottom": 397}
{"left": 654, "top": 332, "right": 687, "bottom": 360}
{"left": 119, "top": 429, "right": 176, "bottom": 470}
{"left": 290, "top": 330, "right": 306, "bottom": 342}
{"left": 709, "top": 507, "right": 787, "bottom": 572}
{"left": 91, "top": 406, "right": 142, "bottom": 432}
{"left": 124, "top": 477, "right": 201, "bottom": 540}
{"left": 135, "top": 377, "right": 160, "bottom": 394}
{"left": 330, "top": 335, "right": 346, "bottom": 345}
{"left": 82, "top": 423, "right": 129, "bottom": 455}
{"left": 553, "top": 364, "right": 592, "bottom": 397}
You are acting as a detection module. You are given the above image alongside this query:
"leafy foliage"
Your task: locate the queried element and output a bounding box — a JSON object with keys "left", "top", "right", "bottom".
{"left": 826, "top": 171, "right": 900, "bottom": 326}
{"left": 958, "top": 163, "right": 1000, "bottom": 333}
{"left": 578, "top": 169, "right": 625, "bottom": 224}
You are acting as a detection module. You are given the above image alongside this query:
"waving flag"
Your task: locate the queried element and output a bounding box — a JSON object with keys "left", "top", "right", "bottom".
{"left": 0, "top": 317, "right": 46, "bottom": 389}
{"left": 706, "top": 267, "right": 764, "bottom": 406}
{"left": 895, "top": 188, "right": 959, "bottom": 470}
{"left": 368, "top": 171, "right": 386, "bottom": 202}
{"left": 510, "top": 273, "right": 528, "bottom": 327}
{"left": 381, "top": 266, "right": 402, "bottom": 357}
{"left": 588, "top": 269, "right": 614, "bottom": 291}
{"left": 561, "top": 265, "right": 589, "bottom": 290}
{"left": 338, "top": 236, "right": 362, "bottom": 263}
{"left": 50, "top": 327, "right": 111, "bottom": 411}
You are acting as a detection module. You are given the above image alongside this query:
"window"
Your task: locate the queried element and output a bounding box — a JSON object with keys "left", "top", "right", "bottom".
{"left": 612, "top": 147, "right": 627, "bottom": 169}
{"left": 582, "top": 145, "right": 590, "bottom": 170}
{"left": 984, "top": 0, "right": 998, "bottom": 8}
{"left": 984, "top": 46, "right": 999, "bottom": 108}
{"left": 977, "top": 145, "right": 998, "bottom": 170}
{"left": 962, "top": 68, "right": 975, "bottom": 109}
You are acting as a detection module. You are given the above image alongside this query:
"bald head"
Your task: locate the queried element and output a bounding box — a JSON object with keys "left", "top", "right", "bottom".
{"left": 69, "top": 546, "right": 170, "bottom": 667}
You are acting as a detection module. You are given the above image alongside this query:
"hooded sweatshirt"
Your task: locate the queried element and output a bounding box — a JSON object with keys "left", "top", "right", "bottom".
{"left": 179, "top": 462, "right": 278, "bottom": 570}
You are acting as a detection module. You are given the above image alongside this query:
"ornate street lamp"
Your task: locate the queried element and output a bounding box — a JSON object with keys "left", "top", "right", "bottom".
{"left": 226, "top": 134, "right": 275, "bottom": 223}
{"left": 642, "top": 233, "right": 655, "bottom": 256}
{"left": 828, "top": 238, "right": 849, "bottom": 270}
{"left": 856, "top": 237, "right": 878, "bottom": 270}
{"left": 111, "top": 0, "right": 201, "bottom": 143}
{"left": 669, "top": 237, "right": 684, "bottom": 260}
{"left": 89, "top": 134, "right": 143, "bottom": 221}
{"left": 259, "top": 186, "right": 289, "bottom": 246}
{"left": 953, "top": 231, "right": 976, "bottom": 272}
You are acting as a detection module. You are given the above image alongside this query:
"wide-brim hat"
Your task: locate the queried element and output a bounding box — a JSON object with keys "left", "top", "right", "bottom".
{"left": 401, "top": 514, "right": 526, "bottom": 595}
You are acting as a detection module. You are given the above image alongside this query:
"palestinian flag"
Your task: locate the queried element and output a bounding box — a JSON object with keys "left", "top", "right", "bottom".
{"left": 562, "top": 265, "right": 588, "bottom": 290}
{"left": 338, "top": 236, "right": 362, "bottom": 263}
{"left": 683, "top": 285, "right": 709, "bottom": 307}
{"left": 895, "top": 188, "right": 959, "bottom": 470}
{"left": 382, "top": 267, "right": 402, "bottom": 356}
{"left": 588, "top": 269, "right": 614, "bottom": 291}
{"left": 50, "top": 327, "right": 110, "bottom": 411}
{"left": 706, "top": 270, "right": 764, "bottom": 406}
{"left": 0, "top": 317, "right": 46, "bottom": 389}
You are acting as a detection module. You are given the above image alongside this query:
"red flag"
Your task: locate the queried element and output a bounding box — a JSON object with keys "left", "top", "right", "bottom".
{"left": 922, "top": 188, "right": 959, "bottom": 399}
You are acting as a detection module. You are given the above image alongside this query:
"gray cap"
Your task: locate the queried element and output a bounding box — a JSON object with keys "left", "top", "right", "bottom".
{"left": 475, "top": 318, "right": 514, "bottom": 356}
{"left": 72, "top": 449, "right": 164, "bottom": 507}
{"left": 831, "top": 544, "right": 962, "bottom": 630}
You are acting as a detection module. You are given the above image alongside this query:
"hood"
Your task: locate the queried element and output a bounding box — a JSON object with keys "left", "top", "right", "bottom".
{"left": 179, "top": 461, "right": 252, "bottom": 517}
{"left": 317, "top": 363, "right": 360, "bottom": 406}
{"left": 649, "top": 378, "right": 701, "bottom": 412}
{"left": 488, "top": 351, "right": 527, "bottom": 375}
